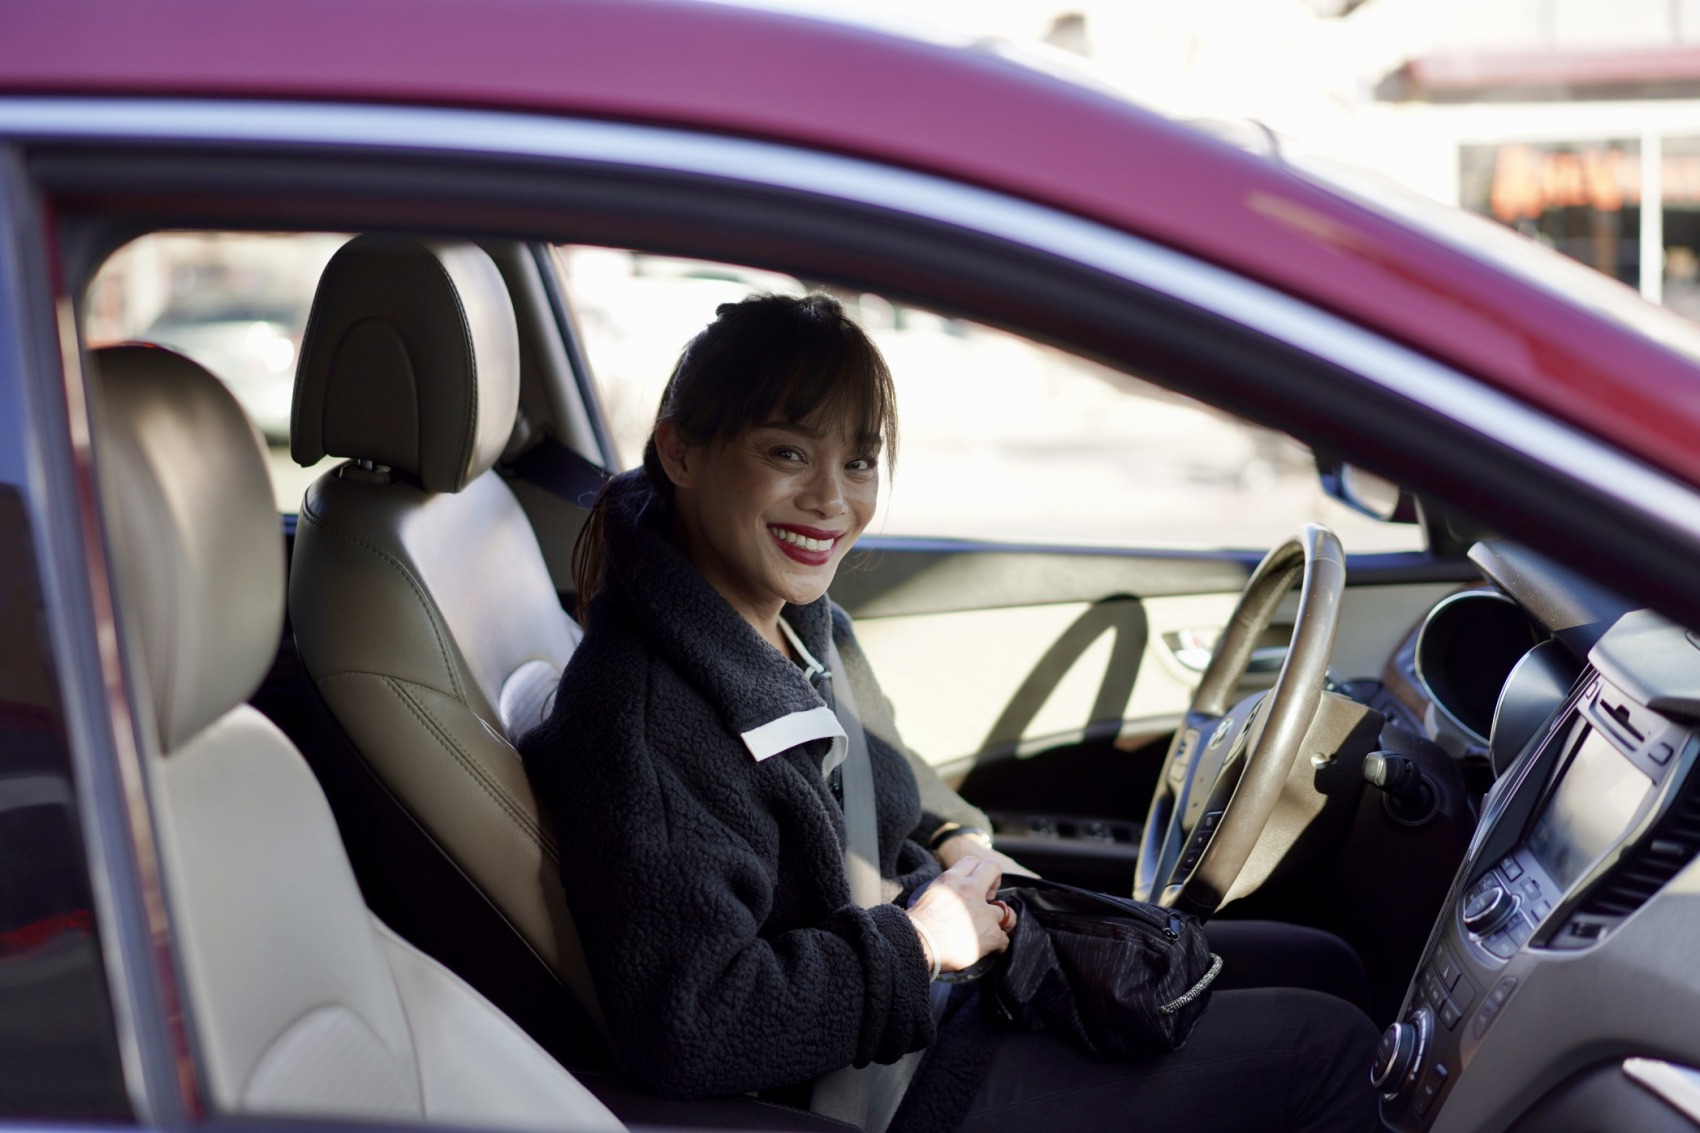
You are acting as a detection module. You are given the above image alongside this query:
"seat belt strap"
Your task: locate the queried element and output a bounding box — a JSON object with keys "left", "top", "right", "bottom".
{"left": 811, "top": 636, "right": 925, "bottom": 1133}
{"left": 502, "top": 435, "right": 609, "bottom": 507}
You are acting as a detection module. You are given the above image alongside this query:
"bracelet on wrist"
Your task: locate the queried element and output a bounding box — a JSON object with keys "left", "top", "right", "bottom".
{"left": 927, "top": 823, "right": 992, "bottom": 852}
{"left": 907, "top": 914, "right": 943, "bottom": 981}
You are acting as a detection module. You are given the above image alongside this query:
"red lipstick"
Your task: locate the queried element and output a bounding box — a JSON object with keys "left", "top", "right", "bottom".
{"left": 766, "top": 523, "right": 842, "bottom": 567}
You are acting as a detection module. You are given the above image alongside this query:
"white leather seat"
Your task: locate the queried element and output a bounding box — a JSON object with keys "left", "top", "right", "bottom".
{"left": 91, "top": 342, "right": 621, "bottom": 1131}
{"left": 285, "top": 236, "right": 606, "bottom": 1049}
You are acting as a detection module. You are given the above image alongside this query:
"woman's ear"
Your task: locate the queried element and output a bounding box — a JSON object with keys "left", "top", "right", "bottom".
{"left": 654, "top": 421, "right": 695, "bottom": 490}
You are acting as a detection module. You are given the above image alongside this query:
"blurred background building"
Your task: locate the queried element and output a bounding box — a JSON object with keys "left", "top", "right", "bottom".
{"left": 803, "top": 0, "right": 1700, "bottom": 311}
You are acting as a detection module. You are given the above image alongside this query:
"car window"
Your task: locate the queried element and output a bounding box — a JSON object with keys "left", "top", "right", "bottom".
{"left": 84, "top": 232, "right": 350, "bottom": 513}
{"left": 0, "top": 487, "right": 130, "bottom": 1118}
{"left": 554, "top": 246, "right": 1425, "bottom": 553}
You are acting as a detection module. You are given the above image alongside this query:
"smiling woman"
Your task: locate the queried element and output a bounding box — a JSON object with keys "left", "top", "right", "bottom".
{"left": 574, "top": 294, "right": 894, "bottom": 649}
{"left": 516, "top": 293, "right": 1378, "bottom": 1133}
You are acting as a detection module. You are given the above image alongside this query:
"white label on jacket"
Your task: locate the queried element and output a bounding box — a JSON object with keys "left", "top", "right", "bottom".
{"left": 740, "top": 706, "right": 846, "bottom": 763}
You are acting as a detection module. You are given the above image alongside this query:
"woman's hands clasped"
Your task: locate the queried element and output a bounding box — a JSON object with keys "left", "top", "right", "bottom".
{"left": 906, "top": 856, "right": 1017, "bottom": 975}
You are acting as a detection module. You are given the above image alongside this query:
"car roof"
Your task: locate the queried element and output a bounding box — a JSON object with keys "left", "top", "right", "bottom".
{"left": 7, "top": 0, "right": 1700, "bottom": 488}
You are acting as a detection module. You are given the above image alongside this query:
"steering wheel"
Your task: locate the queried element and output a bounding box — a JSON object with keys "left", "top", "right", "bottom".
{"left": 1133, "top": 525, "right": 1345, "bottom": 918}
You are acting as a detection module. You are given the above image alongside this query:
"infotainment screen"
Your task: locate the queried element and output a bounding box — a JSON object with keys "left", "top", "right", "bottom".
{"left": 1526, "top": 726, "right": 1655, "bottom": 892}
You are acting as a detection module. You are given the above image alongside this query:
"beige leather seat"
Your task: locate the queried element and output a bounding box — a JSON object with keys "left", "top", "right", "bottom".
{"left": 285, "top": 236, "right": 606, "bottom": 1055}
{"left": 91, "top": 343, "right": 621, "bottom": 1130}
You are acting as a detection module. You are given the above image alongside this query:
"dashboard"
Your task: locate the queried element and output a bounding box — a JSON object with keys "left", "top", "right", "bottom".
{"left": 1378, "top": 542, "right": 1700, "bottom": 1132}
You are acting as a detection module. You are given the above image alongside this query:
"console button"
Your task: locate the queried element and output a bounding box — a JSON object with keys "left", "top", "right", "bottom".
{"left": 1439, "top": 998, "right": 1462, "bottom": 1030}
{"left": 1472, "top": 983, "right": 1514, "bottom": 1038}
{"left": 1507, "top": 914, "right": 1533, "bottom": 948}
{"left": 1484, "top": 930, "right": 1517, "bottom": 959}
{"left": 1415, "top": 1063, "right": 1449, "bottom": 1118}
{"left": 1501, "top": 856, "right": 1523, "bottom": 881}
{"left": 1439, "top": 955, "right": 1461, "bottom": 991}
{"left": 1653, "top": 742, "right": 1675, "bottom": 766}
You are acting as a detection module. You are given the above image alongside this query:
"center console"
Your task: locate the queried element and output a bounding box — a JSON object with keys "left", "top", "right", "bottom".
{"left": 1377, "top": 613, "right": 1700, "bottom": 1129}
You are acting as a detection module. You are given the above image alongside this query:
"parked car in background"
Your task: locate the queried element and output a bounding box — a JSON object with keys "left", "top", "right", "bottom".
{"left": 7, "top": 2, "right": 1700, "bottom": 1133}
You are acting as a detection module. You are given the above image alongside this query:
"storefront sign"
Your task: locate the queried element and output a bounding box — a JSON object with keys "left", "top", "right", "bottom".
{"left": 1490, "top": 143, "right": 1700, "bottom": 222}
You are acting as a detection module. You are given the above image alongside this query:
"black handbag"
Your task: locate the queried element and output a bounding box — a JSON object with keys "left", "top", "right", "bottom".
{"left": 981, "top": 876, "right": 1223, "bottom": 1059}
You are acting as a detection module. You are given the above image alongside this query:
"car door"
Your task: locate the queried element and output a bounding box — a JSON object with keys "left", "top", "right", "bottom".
{"left": 0, "top": 151, "right": 143, "bottom": 1125}
{"left": 552, "top": 253, "right": 1474, "bottom": 888}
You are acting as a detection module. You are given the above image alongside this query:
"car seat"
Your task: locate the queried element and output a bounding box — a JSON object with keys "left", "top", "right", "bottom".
{"left": 283, "top": 235, "right": 609, "bottom": 1058}
{"left": 89, "top": 342, "right": 622, "bottom": 1129}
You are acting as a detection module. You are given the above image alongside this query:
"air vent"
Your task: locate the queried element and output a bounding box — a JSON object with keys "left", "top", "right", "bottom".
{"left": 1561, "top": 780, "right": 1700, "bottom": 936}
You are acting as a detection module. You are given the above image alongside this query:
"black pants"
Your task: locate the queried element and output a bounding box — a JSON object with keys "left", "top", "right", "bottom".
{"left": 959, "top": 986, "right": 1380, "bottom": 1133}
{"left": 1204, "top": 919, "right": 1372, "bottom": 1009}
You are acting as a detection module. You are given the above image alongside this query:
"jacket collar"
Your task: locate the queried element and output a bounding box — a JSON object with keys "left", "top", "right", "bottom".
{"left": 597, "top": 472, "right": 845, "bottom": 763}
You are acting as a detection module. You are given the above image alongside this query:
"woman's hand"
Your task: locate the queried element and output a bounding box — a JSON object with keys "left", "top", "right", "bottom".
{"left": 906, "top": 856, "right": 1014, "bottom": 973}
{"left": 935, "top": 831, "right": 1040, "bottom": 879}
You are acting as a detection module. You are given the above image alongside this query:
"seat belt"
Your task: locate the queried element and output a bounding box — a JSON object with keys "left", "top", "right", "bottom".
{"left": 502, "top": 435, "right": 610, "bottom": 507}
{"left": 811, "top": 637, "right": 927, "bottom": 1133}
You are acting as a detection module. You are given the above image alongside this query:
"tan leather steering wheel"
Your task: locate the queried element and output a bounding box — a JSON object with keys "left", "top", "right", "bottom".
{"left": 1133, "top": 525, "right": 1345, "bottom": 918}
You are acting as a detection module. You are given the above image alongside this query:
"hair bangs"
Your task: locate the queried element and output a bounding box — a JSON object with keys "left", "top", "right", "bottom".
{"left": 684, "top": 293, "right": 897, "bottom": 470}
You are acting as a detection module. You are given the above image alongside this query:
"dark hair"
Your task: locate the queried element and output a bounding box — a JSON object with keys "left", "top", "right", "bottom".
{"left": 572, "top": 292, "right": 898, "bottom": 614}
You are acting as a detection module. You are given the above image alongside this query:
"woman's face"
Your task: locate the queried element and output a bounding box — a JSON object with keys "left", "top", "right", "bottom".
{"left": 662, "top": 415, "right": 880, "bottom": 624}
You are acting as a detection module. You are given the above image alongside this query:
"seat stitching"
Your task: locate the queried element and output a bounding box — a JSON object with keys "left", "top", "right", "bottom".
{"left": 380, "top": 675, "right": 559, "bottom": 859}
{"left": 298, "top": 502, "right": 465, "bottom": 700}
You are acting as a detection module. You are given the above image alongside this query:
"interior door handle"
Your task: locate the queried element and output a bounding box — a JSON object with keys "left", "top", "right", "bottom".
{"left": 1164, "top": 629, "right": 1287, "bottom": 674}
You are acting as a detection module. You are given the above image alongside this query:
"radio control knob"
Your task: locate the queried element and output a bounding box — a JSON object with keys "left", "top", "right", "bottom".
{"left": 1463, "top": 883, "right": 1519, "bottom": 938}
{"left": 1371, "top": 1009, "right": 1432, "bottom": 1096}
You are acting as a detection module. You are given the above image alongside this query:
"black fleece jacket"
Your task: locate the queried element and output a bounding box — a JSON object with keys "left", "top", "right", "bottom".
{"left": 520, "top": 472, "right": 982, "bottom": 1100}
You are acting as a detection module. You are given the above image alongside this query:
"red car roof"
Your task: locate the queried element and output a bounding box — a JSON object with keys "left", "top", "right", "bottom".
{"left": 6, "top": 0, "right": 1699, "bottom": 487}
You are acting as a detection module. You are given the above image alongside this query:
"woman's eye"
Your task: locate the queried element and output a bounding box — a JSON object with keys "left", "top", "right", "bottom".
{"left": 773, "top": 446, "right": 805, "bottom": 462}
{"left": 847, "top": 457, "right": 877, "bottom": 473}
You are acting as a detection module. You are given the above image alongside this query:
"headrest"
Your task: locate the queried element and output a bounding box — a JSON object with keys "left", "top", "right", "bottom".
{"left": 92, "top": 345, "right": 284, "bottom": 753}
{"left": 291, "top": 236, "right": 520, "bottom": 493}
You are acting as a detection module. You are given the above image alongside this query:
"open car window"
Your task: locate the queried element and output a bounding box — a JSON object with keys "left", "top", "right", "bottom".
{"left": 554, "top": 246, "right": 1426, "bottom": 553}
{"left": 85, "top": 233, "right": 350, "bottom": 513}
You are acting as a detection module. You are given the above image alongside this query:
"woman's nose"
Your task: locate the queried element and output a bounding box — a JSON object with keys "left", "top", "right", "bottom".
{"left": 797, "top": 465, "right": 847, "bottom": 517}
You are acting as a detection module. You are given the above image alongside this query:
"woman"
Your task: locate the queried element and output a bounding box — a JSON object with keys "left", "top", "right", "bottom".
{"left": 520, "top": 294, "right": 1378, "bottom": 1133}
